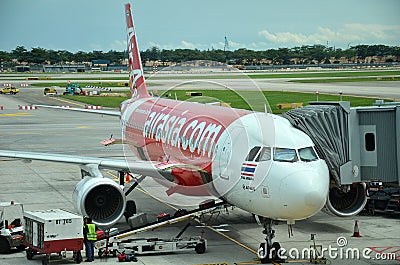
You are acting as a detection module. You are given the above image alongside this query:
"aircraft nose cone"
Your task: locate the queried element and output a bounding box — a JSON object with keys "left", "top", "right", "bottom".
{"left": 279, "top": 166, "right": 329, "bottom": 220}
{"left": 304, "top": 189, "right": 326, "bottom": 209}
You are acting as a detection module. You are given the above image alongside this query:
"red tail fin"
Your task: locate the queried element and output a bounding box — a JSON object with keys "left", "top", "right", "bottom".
{"left": 125, "top": 3, "right": 150, "bottom": 98}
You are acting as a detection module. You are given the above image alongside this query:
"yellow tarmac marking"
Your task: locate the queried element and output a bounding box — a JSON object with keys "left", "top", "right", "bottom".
{"left": 0, "top": 160, "right": 71, "bottom": 171}
{"left": 202, "top": 223, "right": 258, "bottom": 255}
{"left": 193, "top": 263, "right": 230, "bottom": 265}
{"left": 105, "top": 171, "right": 259, "bottom": 256}
{"left": 0, "top": 112, "right": 32, "bottom": 117}
{"left": 50, "top": 96, "right": 86, "bottom": 107}
{"left": 11, "top": 132, "right": 40, "bottom": 135}
{"left": 76, "top": 125, "right": 91, "bottom": 129}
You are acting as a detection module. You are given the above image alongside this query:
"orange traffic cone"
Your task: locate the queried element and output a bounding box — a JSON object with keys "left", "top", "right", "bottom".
{"left": 125, "top": 173, "right": 131, "bottom": 183}
{"left": 352, "top": 220, "right": 361, "bottom": 237}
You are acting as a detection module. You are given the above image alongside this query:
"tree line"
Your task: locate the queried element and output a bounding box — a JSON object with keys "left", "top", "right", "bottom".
{"left": 0, "top": 44, "right": 399, "bottom": 66}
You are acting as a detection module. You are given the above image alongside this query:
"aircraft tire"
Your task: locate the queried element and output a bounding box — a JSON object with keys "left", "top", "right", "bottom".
{"left": 195, "top": 242, "right": 206, "bottom": 254}
{"left": 124, "top": 200, "right": 136, "bottom": 223}
{"left": 0, "top": 237, "right": 10, "bottom": 254}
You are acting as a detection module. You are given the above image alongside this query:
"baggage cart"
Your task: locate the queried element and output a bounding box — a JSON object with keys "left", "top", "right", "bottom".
{"left": 23, "top": 209, "right": 83, "bottom": 264}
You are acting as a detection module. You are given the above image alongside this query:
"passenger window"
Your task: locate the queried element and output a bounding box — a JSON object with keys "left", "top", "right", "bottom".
{"left": 256, "top": 147, "right": 271, "bottom": 162}
{"left": 273, "top": 148, "right": 298, "bottom": 162}
{"left": 298, "top": 147, "right": 318, "bottom": 162}
{"left": 246, "top": 146, "right": 261, "bottom": 161}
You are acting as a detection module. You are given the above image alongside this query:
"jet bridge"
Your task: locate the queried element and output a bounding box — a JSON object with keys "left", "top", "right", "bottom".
{"left": 282, "top": 102, "right": 351, "bottom": 186}
{"left": 282, "top": 101, "right": 400, "bottom": 216}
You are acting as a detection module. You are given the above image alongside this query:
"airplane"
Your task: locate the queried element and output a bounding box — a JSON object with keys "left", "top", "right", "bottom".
{"left": 0, "top": 3, "right": 367, "bottom": 263}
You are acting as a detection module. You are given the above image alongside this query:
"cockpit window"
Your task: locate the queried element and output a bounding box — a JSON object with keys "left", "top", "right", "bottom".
{"left": 245, "top": 146, "right": 261, "bottom": 161}
{"left": 273, "top": 148, "right": 298, "bottom": 162}
{"left": 298, "top": 147, "right": 318, "bottom": 162}
{"left": 256, "top": 147, "right": 271, "bottom": 162}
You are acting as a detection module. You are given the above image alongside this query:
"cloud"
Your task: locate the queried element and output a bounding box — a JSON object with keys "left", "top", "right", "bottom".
{"left": 180, "top": 40, "right": 197, "bottom": 49}
{"left": 109, "top": 40, "right": 125, "bottom": 51}
{"left": 259, "top": 24, "right": 400, "bottom": 47}
{"left": 142, "top": 23, "right": 400, "bottom": 51}
{"left": 146, "top": 40, "right": 209, "bottom": 50}
{"left": 341, "top": 24, "right": 400, "bottom": 41}
{"left": 210, "top": 40, "right": 253, "bottom": 50}
{"left": 86, "top": 40, "right": 126, "bottom": 52}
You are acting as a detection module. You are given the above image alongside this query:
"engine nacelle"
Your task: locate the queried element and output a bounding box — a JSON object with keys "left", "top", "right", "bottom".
{"left": 325, "top": 182, "right": 367, "bottom": 217}
{"left": 73, "top": 177, "right": 126, "bottom": 227}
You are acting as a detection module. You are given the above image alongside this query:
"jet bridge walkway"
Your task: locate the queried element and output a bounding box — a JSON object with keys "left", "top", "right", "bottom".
{"left": 282, "top": 101, "right": 351, "bottom": 186}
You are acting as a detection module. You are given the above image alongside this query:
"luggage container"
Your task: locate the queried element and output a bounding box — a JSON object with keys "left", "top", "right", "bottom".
{"left": 23, "top": 209, "right": 83, "bottom": 264}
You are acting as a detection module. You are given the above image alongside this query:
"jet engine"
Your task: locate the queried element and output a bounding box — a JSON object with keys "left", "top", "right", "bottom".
{"left": 72, "top": 177, "right": 126, "bottom": 227}
{"left": 325, "top": 182, "right": 367, "bottom": 217}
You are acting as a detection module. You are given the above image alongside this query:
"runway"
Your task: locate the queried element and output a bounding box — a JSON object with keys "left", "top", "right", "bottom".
{"left": 0, "top": 74, "right": 399, "bottom": 264}
{"left": 1, "top": 70, "right": 399, "bottom": 100}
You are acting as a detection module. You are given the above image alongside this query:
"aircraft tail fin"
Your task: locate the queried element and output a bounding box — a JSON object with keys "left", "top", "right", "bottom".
{"left": 125, "top": 3, "right": 150, "bottom": 98}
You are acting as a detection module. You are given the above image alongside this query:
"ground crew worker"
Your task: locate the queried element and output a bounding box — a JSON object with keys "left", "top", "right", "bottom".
{"left": 83, "top": 216, "right": 97, "bottom": 262}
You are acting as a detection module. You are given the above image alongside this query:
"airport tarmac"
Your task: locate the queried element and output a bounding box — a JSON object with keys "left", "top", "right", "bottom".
{"left": 0, "top": 77, "right": 400, "bottom": 265}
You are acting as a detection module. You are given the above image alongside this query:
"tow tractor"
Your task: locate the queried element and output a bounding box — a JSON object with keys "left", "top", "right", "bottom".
{"left": 0, "top": 86, "right": 20, "bottom": 95}
{"left": 0, "top": 201, "right": 25, "bottom": 253}
{"left": 95, "top": 200, "right": 227, "bottom": 257}
{"left": 63, "top": 83, "right": 83, "bottom": 95}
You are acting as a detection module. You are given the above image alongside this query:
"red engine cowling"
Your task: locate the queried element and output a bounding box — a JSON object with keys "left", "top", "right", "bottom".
{"left": 72, "top": 177, "right": 126, "bottom": 227}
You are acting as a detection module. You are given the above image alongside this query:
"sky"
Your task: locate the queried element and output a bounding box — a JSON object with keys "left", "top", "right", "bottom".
{"left": 1, "top": 0, "right": 399, "bottom": 53}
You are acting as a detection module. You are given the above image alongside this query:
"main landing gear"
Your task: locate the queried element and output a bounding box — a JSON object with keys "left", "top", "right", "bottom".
{"left": 119, "top": 171, "right": 146, "bottom": 222}
{"left": 257, "top": 217, "right": 284, "bottom": 264}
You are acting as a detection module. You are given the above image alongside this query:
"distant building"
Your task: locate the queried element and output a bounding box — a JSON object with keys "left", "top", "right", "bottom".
{"left": 15, "top": 65, "right": 30, "bottom": 72}
{"left": 92, "top": 60, "right": 110, "bottom": 71}
{"left": 42, "top": 64, "right": 86, "bottom": 72}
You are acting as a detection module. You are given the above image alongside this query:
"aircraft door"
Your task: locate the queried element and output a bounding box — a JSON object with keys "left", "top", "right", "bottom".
{"left": 213, "top": 126, "right": 246, "bottom": 197}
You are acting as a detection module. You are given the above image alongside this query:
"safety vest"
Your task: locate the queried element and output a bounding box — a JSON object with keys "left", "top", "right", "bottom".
{"left": 86, "top": 224, "right": 97, "bottom": 241}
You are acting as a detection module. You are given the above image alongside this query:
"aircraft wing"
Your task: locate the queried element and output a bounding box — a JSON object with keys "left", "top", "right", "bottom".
{"left": 35, "top": 105, "right": 121, "bottom": 116}
{"left": 0, "top": 150, "right": 167, "bottom": 178}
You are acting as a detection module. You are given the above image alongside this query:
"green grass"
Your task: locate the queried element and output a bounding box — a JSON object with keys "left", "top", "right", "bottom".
{"left": 62, "top": 95, "right": 130, "bottom": 107}
{"left": 146, "top": 70, "right": 400, "bottom": 80}
{"left": 30, "top": 82, "right": 162, "bottom": 88}
{"left": 30, "top": 82, "right": 129, "bottom": 88}
{"left": 60, "top": 89, "right": 383, "bottom": 114}
{"left": 158, "top": 90, "right": 381, "bottom": 114}
{"left": 18, "top": 70, "right": 400, "bottom": 82}
{"left": 248, "top": 70, "right": 400, "bottom": 79}
{"left": 290, "top": 76, "right": 400, "bottom": 83}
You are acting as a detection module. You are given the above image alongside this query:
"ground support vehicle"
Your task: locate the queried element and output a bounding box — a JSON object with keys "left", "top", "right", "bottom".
{"left": 63, "top": 83, "right": 83, "bottom": 95}
{"left": 95, "top": 200, "right": 226, "bottom": 257}
{"left": 0, "top": 201, "right": 25, "bottom": 253}
{"left": 0, "top": 86, "right": 19, "bottom": 94}
{"left": 365, "top": 182, "right": 400, "bottom": 214}
{"left": 23, "top": 209, "right": 83, "bottom": 264}
{"left": 113, "top": 236, "right": 206, "bottom": 256}
{"left": 43, "top": 87, "right": 57, "bottom": 96}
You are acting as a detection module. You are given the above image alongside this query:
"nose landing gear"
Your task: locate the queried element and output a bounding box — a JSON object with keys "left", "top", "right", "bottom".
{"left": 257, "top": 217, "right": 284, "bottom": 264}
